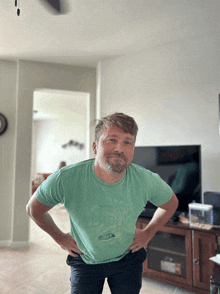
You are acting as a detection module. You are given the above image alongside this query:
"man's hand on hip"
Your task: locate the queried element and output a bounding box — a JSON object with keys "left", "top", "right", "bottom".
{"left": 58, "top": 233, "right": 83, "bottom": 257}
{"left": 127, "top": 228, "right": 151, "bottom": 253}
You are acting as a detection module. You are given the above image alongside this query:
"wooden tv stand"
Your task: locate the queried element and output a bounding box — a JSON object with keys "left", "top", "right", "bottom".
{"left": 137, "top": 217, "right": 220, "bottom": 294}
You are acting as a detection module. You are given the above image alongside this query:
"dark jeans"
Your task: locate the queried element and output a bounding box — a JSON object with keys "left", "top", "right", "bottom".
{"left": 66, "top": 248, "right": 147, "bottom": 294}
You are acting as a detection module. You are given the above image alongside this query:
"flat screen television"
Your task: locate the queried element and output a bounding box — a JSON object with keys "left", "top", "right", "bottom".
{"left": 132, "top": 145, "right": 201, "bottom": 220}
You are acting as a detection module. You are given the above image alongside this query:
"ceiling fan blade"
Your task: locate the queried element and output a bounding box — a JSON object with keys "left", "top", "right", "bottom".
{"left": 40, "top": 0, "right": 62, "bottom": 14}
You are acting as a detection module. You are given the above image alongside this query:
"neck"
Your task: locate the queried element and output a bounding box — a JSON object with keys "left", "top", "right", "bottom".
{"left": 94, "top": 160, "right": 126, "bottom": 184}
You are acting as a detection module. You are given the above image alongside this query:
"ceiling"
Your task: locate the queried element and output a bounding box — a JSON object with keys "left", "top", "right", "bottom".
{"left": 1, "top": 1, "right": 220, "bottom": 68}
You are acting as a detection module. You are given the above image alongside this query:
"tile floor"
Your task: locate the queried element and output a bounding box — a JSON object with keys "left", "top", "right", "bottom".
{"left": 0, "top": 204, "right": 196, "bottom": 293}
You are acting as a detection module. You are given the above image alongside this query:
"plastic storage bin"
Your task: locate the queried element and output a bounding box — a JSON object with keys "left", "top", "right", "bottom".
{"left": 188, "top": 203, "right": 213, "bottom": 230}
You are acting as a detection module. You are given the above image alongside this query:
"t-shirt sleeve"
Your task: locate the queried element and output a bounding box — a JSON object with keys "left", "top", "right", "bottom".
{"left": 146, "top": 172, "right": 173, "bottom": 206}
{"left": 36, "top": 170, "right": 64, "bottom": 206}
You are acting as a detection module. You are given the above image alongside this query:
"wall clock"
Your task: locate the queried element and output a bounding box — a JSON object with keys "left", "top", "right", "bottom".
{"left": 0, "top": 113, "right": 8, "bottom": 136}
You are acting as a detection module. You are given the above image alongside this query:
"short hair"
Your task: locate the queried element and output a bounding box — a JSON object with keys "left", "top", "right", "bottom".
{"left": 95, "top": 112, "right": 138, "bottom": 142}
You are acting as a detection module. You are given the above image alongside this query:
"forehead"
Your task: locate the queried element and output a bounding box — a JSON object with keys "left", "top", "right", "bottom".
{"left": 100, "top": 125, "right": 134, "bottom": 140}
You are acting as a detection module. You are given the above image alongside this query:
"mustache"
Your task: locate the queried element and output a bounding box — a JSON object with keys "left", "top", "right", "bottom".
{"left": 107, "top": 153, "right": 127, "bottom": 160}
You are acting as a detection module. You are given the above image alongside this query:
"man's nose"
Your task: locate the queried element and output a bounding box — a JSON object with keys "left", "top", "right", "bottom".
{"left": 114, "top": 142, "right": 124, "bottom": 153}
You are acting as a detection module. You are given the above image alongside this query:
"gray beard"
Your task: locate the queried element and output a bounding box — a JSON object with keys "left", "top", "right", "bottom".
{"left": 105, "top": 157, "right": 128, "bottom": 174}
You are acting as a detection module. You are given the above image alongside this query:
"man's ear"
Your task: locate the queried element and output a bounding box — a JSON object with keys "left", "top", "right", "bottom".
{"left": 92, "top": 141, "right": 97, "bottom": 155}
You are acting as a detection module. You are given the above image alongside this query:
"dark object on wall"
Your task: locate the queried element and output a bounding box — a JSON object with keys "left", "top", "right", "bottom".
{"left": 62, "top": 140, "right": 84, "bottom": 150}
{"left": 204, "top": 191, "right": 220, "bottom": 226}
{"left": 0, "top": 113, "right": 8, "bottom": 136}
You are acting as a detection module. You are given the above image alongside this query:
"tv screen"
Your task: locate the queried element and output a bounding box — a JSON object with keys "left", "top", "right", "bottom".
{"left": 132, "top": 145, "right": 201, "bottom": 219}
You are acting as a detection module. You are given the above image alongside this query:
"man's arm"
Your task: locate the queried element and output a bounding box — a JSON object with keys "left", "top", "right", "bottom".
{"left": 128, "top": 192, "right": 178, "bottom": 253}
{"left": 26, "top": 193, "right": 82, "bottom": 257}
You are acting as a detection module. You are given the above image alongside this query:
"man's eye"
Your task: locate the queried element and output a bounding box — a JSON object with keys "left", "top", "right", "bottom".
{"left": 125, "top": 141, "right": 131, "bottom": 145}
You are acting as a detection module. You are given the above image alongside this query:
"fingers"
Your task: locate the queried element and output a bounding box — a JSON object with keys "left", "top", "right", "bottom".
{"left": 65, "top": 246, "right": 83, "bottom": 256}
{"left": 131, "top": 246, "right": 142, "bottom": 253}
{"left": 130, "top": 243, "right": 146, "bottom": 253}
{"left": 60, "top": 236, "right": 83, "bottom": 256}
{"left": 69, "top": 243, "right": 83, "bottom": 255}
{"left": 65, "top": 233, "right": 83, "bottom": 255}
{"left": 127, "top": 241, "right": 140, "bottom": 253}
{"left": 127, "top": 237, "right": 146, "bottom": 253}
{"left": 127, "top": 229, "right": 149, "bottom": 253}
{"left": 128, "top": 244, "right": 142, "bottom": 253}
{"left": 127, "top": 239, "right": 135, "bottom": 251}
{"left": 67, "top": 248, "right": 83, "bottom": 257}
{"left": 69, "top": 250, "right": 78, "bottom": 257}
{"left": 72, "top": 248, "right": 83, "bottom": 255}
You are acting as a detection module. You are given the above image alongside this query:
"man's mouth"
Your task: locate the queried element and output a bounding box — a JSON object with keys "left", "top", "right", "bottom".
{"left": 108, "top": 155, "right": 125, "bottom": 161}
{"left": 108, "top": 153, "right": 124, "bottom": 158}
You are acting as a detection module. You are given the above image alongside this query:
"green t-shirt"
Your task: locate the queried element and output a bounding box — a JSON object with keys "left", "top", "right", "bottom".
{"left": 36, "top": 158, "right": 172, "bottom": 264}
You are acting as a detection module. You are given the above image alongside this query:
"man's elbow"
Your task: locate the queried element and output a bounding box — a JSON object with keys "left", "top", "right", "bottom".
{"left": 172, "top": 192, "right": 179, "bottom": 212}
{"left": 26, "top": 203, "right": 32, "bottom": 217}
{"left": 26, "top": 203, "right": 36, "bottom": 219}
{"left": 159, "top": 192, "right": 179, "bottom": 213}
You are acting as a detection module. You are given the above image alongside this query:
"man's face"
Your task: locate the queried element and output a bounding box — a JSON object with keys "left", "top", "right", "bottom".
{"left": 93, "top": 125, "right": 135, "bottom": 174}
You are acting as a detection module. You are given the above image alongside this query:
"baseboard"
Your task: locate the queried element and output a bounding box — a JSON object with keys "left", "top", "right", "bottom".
{"left": 10, "top": 241, "right": 30, "bottom": 249}
{"left": 0, "top": 240, "right": 11, "bottom": 247}
{"left": 0, "top": 240, "right": 30, "bottom": 249}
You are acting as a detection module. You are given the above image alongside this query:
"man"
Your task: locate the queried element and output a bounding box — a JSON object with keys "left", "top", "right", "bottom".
{"left": 26, "top": 112, "right": 178, "bottom": 294}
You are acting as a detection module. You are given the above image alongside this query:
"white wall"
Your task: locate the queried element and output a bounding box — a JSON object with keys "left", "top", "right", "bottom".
{"left": 99, "top": 34, "right": 220, "bottom": 199}
{"left": 32, "top": 113, "right": 86, "bottom": 176}
{"left": 0, "top": 60, "right": 17, "bottom": 243}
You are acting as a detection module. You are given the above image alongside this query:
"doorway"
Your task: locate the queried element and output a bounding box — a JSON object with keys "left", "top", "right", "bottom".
{"left": 31, "top": 88, "right": 90, "bottom": 188}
